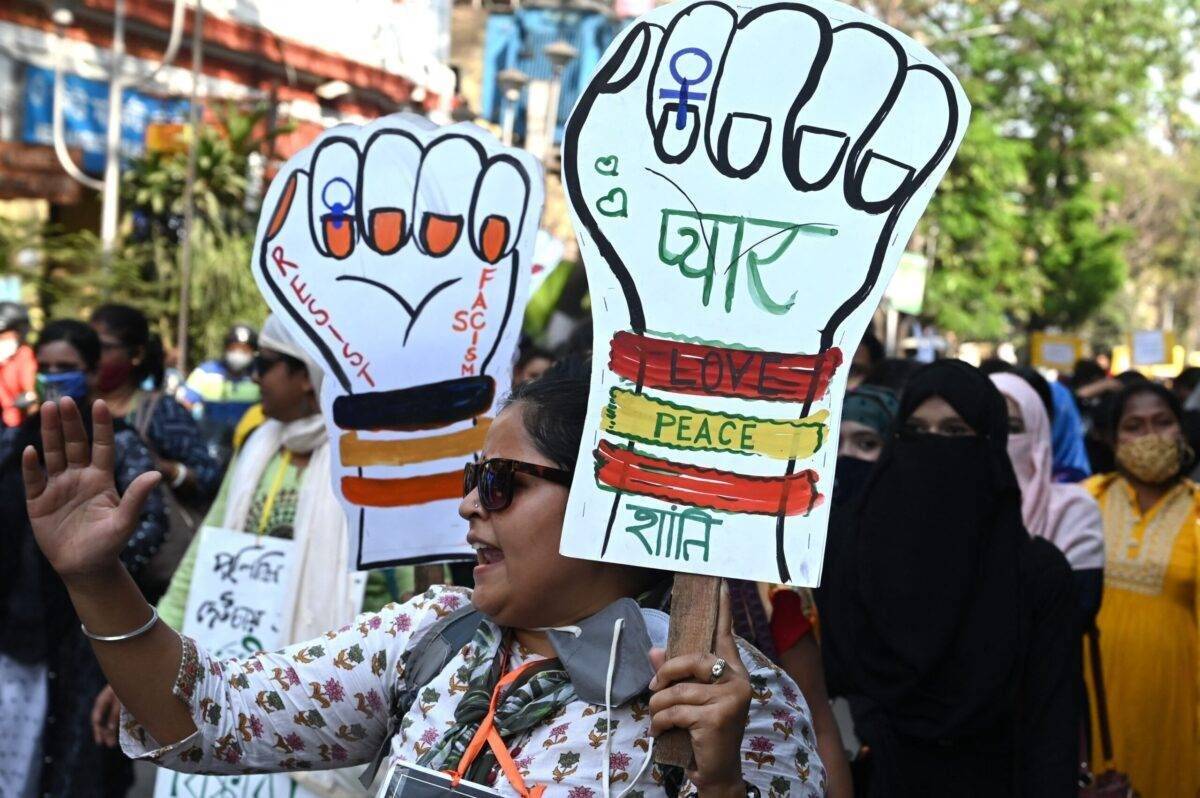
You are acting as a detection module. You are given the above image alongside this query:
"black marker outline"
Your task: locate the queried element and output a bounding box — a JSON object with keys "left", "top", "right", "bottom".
{"left": 562, "top": 0, "right": 963, "bottom": 582}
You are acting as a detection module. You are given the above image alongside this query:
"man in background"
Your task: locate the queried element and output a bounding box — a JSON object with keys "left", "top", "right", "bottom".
{"left": 179, "top": 322, "right": 261, "bottom": 464}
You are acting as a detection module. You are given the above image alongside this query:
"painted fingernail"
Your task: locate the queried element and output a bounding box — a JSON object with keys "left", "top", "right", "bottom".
{"left": 422, "top": 213, "right": 462, "bottom": 256}
{"left": 322, "top": 213, "right": 355, "bottom": 259}
{"left": 479, "top": 215, "right": 510, "bottom": 263}
{"left": 370, "top": 208, "right": 406, "bottom": 254}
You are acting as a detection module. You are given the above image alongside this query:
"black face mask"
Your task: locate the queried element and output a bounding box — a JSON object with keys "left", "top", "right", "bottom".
{"left": 833, "top": 455, "right": 876, "bottom": 506}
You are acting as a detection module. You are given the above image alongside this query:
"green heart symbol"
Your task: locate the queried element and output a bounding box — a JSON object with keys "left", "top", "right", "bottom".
{"left": 595, "top": 187, "right": 628, "bottom": 218}
{"left": 594, "top": 155, "right": 620, "bottom": 177}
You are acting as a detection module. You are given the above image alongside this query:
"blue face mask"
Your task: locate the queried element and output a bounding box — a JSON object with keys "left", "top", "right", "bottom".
{"left": 37, "top": 371, "right": 89, "bottom": 403}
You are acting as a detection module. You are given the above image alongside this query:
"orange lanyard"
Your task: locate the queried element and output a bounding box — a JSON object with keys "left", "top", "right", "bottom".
{"left": 447, "top": 658, "right": 547, "bottom": 798}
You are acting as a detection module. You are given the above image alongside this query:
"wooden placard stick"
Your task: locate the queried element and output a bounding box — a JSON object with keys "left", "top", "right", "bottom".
{"left": 653, "top": 573, "right": 722, "bottom": 768}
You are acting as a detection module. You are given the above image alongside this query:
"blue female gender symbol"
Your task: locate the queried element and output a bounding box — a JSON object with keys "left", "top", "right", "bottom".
{"left": 321, "top": 177, "right": 355, "bottom": 230}
{"left": 657, "top": 47, "right": 714, "bottom": 131}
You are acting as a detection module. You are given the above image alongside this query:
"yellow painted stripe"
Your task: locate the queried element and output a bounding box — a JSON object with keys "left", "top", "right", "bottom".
{"left": 603, "top": 388, "right": 828, "bottom": 460}
{"left": 339, "top": 419, "right": 491, "bottom": 467}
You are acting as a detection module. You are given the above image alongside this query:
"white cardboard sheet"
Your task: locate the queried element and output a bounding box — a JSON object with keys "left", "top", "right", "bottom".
{"left": 251, "top": 114, "right": 545, "bottom": 569}
{"left": 153, "top": 527, "right": 317, "bottom": 798}
{"left": 560, "top": 0, "right": 969, "bottom": 585}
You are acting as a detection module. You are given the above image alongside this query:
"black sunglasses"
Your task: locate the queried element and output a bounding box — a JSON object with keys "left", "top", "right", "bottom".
{"left": 462, "top": 457, "right": 573, "bottom": 512}
{"left": 251, "top": 352, "right": 282, "bottom": 375}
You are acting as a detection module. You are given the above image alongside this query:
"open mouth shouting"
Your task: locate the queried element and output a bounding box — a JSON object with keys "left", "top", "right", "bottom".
{"left": 470, "top": 539, "right": 505, "bottom": 575}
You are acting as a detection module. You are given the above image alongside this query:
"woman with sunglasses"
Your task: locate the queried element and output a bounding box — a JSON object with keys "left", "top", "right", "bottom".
{"left": 24, "top": 356, "right": 826, "bottom": 798}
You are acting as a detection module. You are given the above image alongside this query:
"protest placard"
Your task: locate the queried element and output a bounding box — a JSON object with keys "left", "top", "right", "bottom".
{"left": 1131, "top": 330, "right": 1175, "bottom": 367}
{"left": 1031, "top": 332, "right": 1083, "bottom": 371}
{"left": 251, "top": 114, "right": 545, "bottom": 569}
{"left": 561, "top": 0, "right": 970, "bottom": 588}
{"left": 153, "top": 527, "right": 321, "bottom": 798}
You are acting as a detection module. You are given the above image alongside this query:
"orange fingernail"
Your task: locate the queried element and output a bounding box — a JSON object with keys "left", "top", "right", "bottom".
{"left": 322, "top": 213, "right": 355, "bottom": 259}
{"left": 479, "top": 215, "right": 510, "bottom": 263}
{"left": 266, "top": 173, "right": 298, "bottom": 239}
{"left": 422, "top": 213, "right": 462, "bottom": 256}
{"left": 370, "top": 208, "right": 406, "bottom": 254}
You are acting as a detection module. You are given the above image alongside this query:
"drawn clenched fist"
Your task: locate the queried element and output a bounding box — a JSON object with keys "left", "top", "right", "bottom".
{"left": 561, "top": 0, "right": 968, "bottom": 584}
{"left": 254, "top": 114, "right": 544, "bottom": 568}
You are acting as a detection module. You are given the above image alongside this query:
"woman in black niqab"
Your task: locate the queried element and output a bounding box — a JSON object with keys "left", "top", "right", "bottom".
{"left": 818, "top": 360, "right": 1079, "bottom": 797}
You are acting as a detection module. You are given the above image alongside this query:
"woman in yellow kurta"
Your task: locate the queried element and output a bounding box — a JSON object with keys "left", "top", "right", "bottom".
{"left": 1086, "top": 381, "right": 1200, "bottom": 797}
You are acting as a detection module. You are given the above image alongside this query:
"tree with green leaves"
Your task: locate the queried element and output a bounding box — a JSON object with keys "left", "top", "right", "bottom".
{"left": 859, "top": 0, "right": 1197, "bottom": 341}
{"left": 1, "top": 102, "right": 291, "bottom": 365}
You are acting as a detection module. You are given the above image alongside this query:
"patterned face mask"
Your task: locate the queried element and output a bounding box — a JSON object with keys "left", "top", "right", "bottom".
{"left": 1116, "top": 433, "right": 1189, "bottom": 485}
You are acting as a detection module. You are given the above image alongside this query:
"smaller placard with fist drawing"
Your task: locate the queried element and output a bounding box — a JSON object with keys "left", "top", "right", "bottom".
{"left": 561, "top": 0, "right": 970, "bottom": 585}
{"left": 251, "top": 114, "right": 545, "bottom": 569}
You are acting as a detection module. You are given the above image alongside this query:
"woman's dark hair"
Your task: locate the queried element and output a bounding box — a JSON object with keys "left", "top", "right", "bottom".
{"left": 514, "top": 337, "right": 554, "bottom": 372}
{"left": 1174, "top": 366, "right": 1200, "bottom": 397}
{"left": 977, "top": 357, "right": 1013, "bottom": 376}
{"left": 1115, "top": 370, "right": 1150, "bottom": 387}
{"left": 1107, "top": 381, "right": 1185, "bottom": 438}
{"left": 502, "top": 355, "right": 591, "bottom": 471}
{"left": 858, "top": 328, "right": 885, "bottom": 367}
{"left": 1071, "top": 359, "right": 1108, "bottom": 390}
{"left": 864, "top": 357, "right": 922, "bottom": 393}
{"left": 89, "top": 303, "right": 165, "bottom": 388}
{"left": 37, "top": 319, "right": 102, "bottom": 371}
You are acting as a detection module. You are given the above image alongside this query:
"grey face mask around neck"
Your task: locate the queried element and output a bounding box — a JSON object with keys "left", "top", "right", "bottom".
{"left": 544, "top": 598, "right": 667, "bottom": 708}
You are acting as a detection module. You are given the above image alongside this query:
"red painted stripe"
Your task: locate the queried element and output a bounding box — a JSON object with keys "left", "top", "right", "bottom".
{"left": 607, "top": 331, "right": 842, "bottom": 403}
{"left": 341, "top": 471, "right": 462, "bottom": 507}
{"left": 594, "top": 440, "right": 821, "bottom": 516}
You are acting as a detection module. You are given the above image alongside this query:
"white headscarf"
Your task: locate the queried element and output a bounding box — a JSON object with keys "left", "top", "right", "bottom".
{"left": 254, "top": 314, "right": 327, "bottom": 453}
{"left": 991, "top": 372, "right": 1105, "bottom": 571}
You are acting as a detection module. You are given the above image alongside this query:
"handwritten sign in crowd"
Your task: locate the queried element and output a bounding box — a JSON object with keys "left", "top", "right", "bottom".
{"left": 153, "top": 527, "right": 316, "bottom": 798}
{"left": 561, "top": 0, "right": 970, "bottom": 585}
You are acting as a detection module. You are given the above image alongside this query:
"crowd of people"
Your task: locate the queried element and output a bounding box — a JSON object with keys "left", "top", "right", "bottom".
{"left": 1, "top": 298, "right": 1199, "bottom": 798}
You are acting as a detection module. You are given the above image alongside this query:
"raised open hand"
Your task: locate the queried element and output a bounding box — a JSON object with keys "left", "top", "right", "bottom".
{"left": 21, "top": 398, "right": 161, "bottom": 582}
{"left": 561, "top": 0, "right": 968, "bottom": 584}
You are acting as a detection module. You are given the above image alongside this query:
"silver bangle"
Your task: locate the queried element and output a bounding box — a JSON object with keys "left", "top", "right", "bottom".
{"left": 81, "top": 606, "right": 159, "bottom": 643}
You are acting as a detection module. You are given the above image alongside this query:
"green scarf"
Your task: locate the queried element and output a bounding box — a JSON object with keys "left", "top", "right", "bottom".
{"left": 416, "top": 624, "right": 577, "bottom": 784}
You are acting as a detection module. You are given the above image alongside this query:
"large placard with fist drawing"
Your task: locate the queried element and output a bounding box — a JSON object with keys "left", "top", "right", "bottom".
{"left": 561, "top": 0, "right": 969, "bottom": 585}
{"left": 252, "top": 114, "right": 544, "bottom": 569}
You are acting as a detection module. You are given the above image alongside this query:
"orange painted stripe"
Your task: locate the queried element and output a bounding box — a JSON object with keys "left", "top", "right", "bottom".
{"left": 342, "top": 472, "right": 463, "bottom": 507}
{"left": 339, "top": 420, "right": 491, "bottom": 467}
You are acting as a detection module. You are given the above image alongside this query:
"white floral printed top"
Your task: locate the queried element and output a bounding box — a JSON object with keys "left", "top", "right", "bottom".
{"left": 121, "top": 586, "right": 825, "bottom": 798}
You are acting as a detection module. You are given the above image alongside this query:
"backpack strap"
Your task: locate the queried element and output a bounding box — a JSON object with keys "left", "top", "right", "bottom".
{"left": 360, "top": 603, "right": 484, "bottom": 787}
{"left": 1085, "top": 623, "right": 1115, "bottom": 766}
{"left": 133, "top": 391, "right": 163, "bottom": 450}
